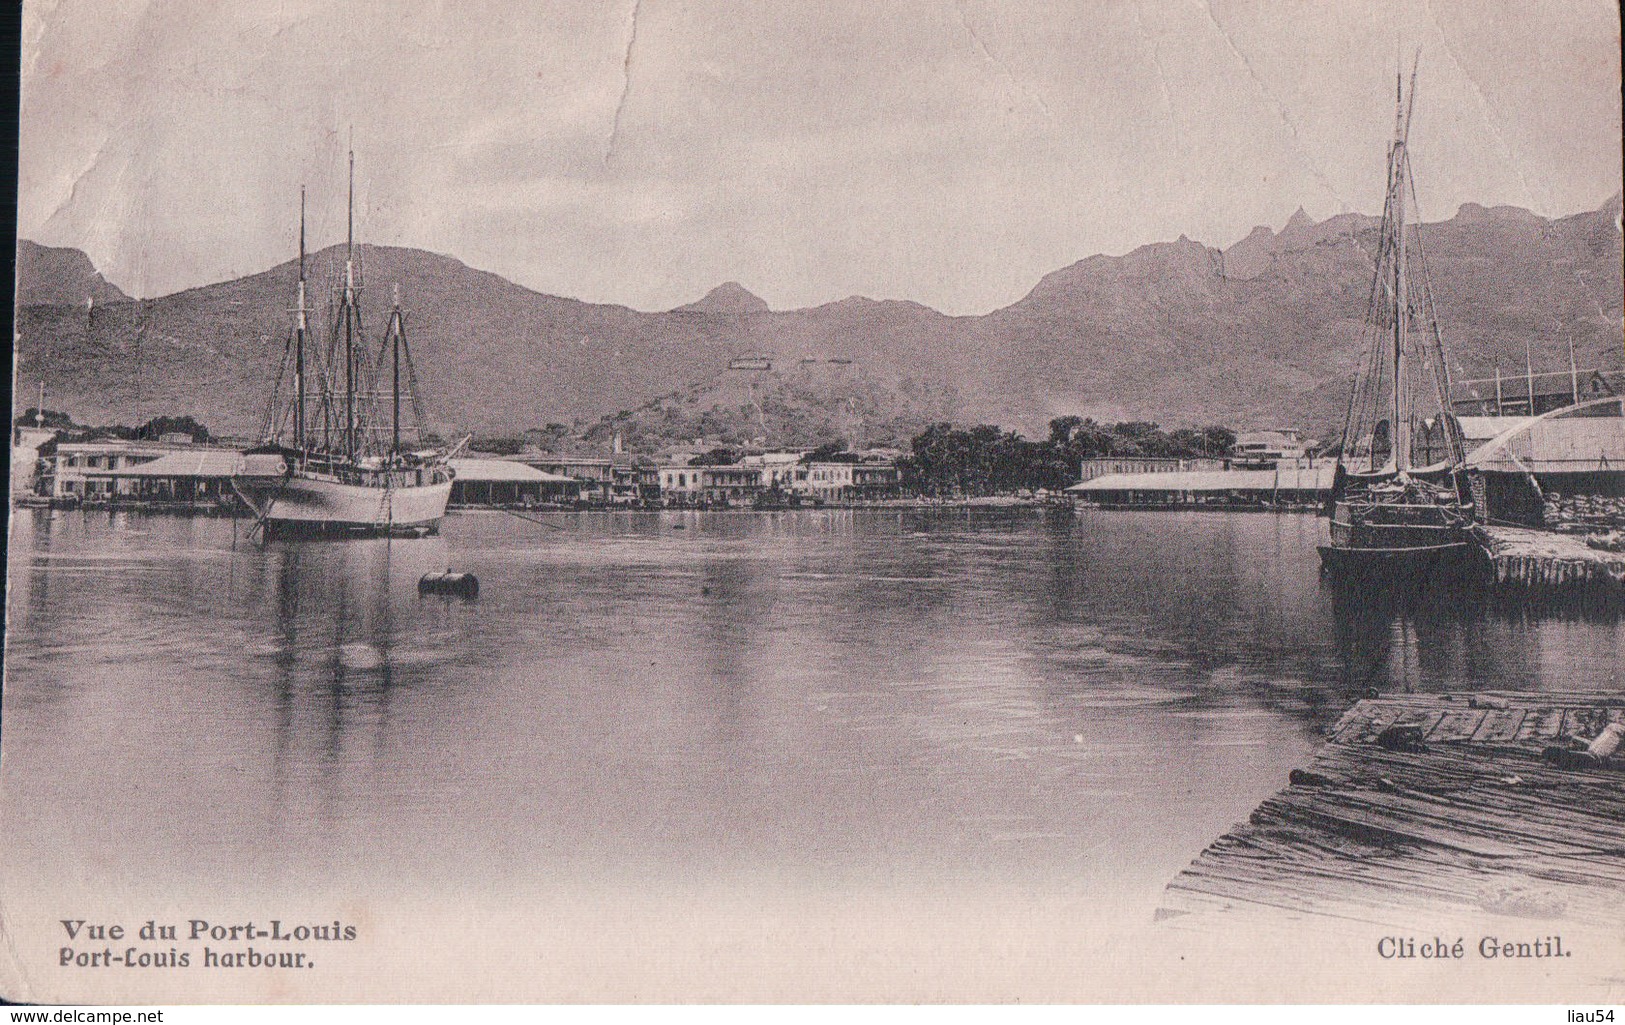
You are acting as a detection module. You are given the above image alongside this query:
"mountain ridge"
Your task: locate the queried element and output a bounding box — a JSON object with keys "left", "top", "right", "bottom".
{"left": 13, "top": 195, "right": 1621, "bottom": 445}
{"left": 15, "top": 240, "right": 131, "bottom": 307}
{"left": 673, "top": 281, "right": 771, "bottom": 314}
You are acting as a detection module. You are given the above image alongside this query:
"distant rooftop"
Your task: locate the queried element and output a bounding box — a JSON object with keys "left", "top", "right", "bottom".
{"left": 1068, "top": 466, "right": 1335, "bottom": 492}
{"left": 449, "top": 458, "right": 576, "bottom": 483}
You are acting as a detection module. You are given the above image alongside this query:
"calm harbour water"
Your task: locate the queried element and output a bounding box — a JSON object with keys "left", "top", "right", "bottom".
{"left": 3, "top": 507, "right": 1621, "bottom": 936}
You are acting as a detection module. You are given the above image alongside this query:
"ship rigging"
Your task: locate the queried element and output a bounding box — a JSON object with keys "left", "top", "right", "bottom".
{"left": 1319, "top": 61, "right": 1478, "bottom": 577}
{"left": 233, "top": 152, "right": 453, "bottom": 539}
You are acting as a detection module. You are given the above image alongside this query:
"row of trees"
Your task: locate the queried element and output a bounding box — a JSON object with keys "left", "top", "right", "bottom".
{"left": 12, "top": 409, "right": 215, "bottom": 444}
{"left": 899, "top": 418, "right": 1237, "bottom": 497}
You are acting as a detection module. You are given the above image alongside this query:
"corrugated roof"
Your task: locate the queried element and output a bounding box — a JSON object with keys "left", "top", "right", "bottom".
{"left": 1458, "top": 416, "right": 1534, "bottom": 442}
{"left": 1465, "top": 400, "right": 1625, "bottom": 470}
{"left": 449, "top": 458, "right": 576, "bottom": 483}
{"left": 100, "top": 450, "right": 246, "bottom": 477}
{"left": 1068, "top": 465, "right": 1335, "bottom": 492}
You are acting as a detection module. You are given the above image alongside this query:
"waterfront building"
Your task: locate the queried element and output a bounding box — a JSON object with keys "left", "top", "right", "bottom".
{"left": 802, "top": 461, "right": 855, "bottom": 502}
{"left": 100, "top": 449, "right": 245, "bottom": 507}
{"left": 740, "top": 451, "right": 807, "bottom": 489}
{"left": 517, "top": 455, "right": 615, "bottom": 502}
{"left": 1451, "top": 368, "right": 1621, "bottom": 417}
{"left": 610, "top": 457, "right": 661, "bottom": 505}
{"left": 1230, "top": 429, "right": 1314, "bottom": 469}
{"left": 52, "top": 440, "right": 162, "bottom": 500}
{"left": 19, "top": 435, "right": 873, "bottom": 513}
{"left": 1066, "top": 464, "right": 1336, "bottom": 508}
{"left": 1453, "top": 370, "right": 1624, "bottom": 525}
{"left": 656, "top": 451, "right": 899, "bottom": 506}
{"left": 658, "top": 464, "right": 704, "bottom": 506}
{"left": 656, "top": 461, "right": 767, "bottom": 507}
{"left": 48, "top": 439, "right": 246, "bottom": 508}
{"left": 51, "top": 439, "right": 225, "bottom": 503}
{"left": 1078, "top": 457, "right": 1225, "bottom": 482}
{"left": 798, "top": 459, "right": 901, "bottom": 502}
{"left": 10, "top": 425, "right": 58, "bottom": 499}
{"left": 850, "top": 461, "right": 901, "bottom": 500}
{"left": 448, "top": 458, "right": 580, "bottom": 508}
{"left": 654, "top": 463, "right": 768, "bottom": 507}
{"left": 1464, "top": 396, "right": 1625, "bottom": 526}
{"left": 698, "top": 464, "right": 765, "bottom": 506}
{"left": 1068, "top": 397, "right": 1623, "bottom": 522}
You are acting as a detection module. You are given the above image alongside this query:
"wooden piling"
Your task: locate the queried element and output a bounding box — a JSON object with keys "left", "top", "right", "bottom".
{"left": 1475, "top": 525, "right": 1625, "bottom": 594}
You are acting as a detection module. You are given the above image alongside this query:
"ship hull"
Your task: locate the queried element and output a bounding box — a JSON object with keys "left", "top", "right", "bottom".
{"left": 1316, "top": 540, "right": 1477, "bottom": 575}
{"left": 1319, "top": 498, "right": 1480, "bottom": 578}
{"left": 1326, "top": 514, "right": 1469, "bottom": 551}
{"left": 232, "top": 472, "right": 452, "bottom": 539}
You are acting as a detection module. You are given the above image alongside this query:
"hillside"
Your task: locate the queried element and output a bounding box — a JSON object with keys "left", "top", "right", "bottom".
{"left": 577, "top": 360, "right": 961, "bottom": 453}
{"left": 15, "top": 240, "right": 130, "bottom": 306}
{"left": 672, "top": 281, "right": 772, "bottom": 314}
{"left": 12, "top": 194, "right": 1621, "bottom": 444}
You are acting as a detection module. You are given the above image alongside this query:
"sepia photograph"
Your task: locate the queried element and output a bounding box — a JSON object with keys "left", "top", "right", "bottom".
{"left": 3, "top": 0, "right": 1622, "bottom": 1006}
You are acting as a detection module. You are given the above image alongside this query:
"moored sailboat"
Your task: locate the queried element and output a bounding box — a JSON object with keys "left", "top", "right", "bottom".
{"left": 233, "top": 154, "right": 453, "bottom": 539}
{"left": 1319, "top": 65, "right": 1477, "bottom": 577}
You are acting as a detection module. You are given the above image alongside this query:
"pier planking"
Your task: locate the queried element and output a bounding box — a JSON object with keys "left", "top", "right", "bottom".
{"left": 1160, "top": 691, "right": 1625, "bottom": 928}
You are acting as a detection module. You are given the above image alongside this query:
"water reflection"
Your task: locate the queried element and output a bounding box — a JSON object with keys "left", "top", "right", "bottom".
{"left": 1, "top": 507, "right": 1619, "bottom": 897}
{"left": 1323, "top": 565, "right": 1619, "bottom": 697}
{"left": 279, "top": 539, "right": 441, "bottom": 774}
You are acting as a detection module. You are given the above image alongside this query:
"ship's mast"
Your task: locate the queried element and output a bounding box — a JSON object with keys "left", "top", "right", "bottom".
{"left": 392, "top": 284, "right": 402, "bottom": 458}
{"left": 295, "top": 187, "right": 307, "bottom": 455}
{"left": 344, "top": 150, "right": 357, "bottom": 461}
{"left": 1568, "top": 333, "right": 1580, "bottom": 406}
{"left": 1524, "top": 339, "right": 1536, "bottom": 415}
{"left": 1391, "top": 67, "right": 1417, "bottom": 473}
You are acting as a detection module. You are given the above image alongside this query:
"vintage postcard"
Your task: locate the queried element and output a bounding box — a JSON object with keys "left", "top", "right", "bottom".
{"left": 4, "top": 0, "right": 1622, "bottom": 1006}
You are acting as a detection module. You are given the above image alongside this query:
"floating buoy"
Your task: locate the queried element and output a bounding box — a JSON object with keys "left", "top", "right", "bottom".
{"left": 419, "top": 571, "right": 478, "bottom": 597}
{"left": 338, "top": 641, "right": 384, "bottom": 670}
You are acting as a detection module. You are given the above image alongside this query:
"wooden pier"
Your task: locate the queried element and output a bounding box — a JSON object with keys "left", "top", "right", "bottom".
{"left": 1476, "top": 524, "right": 1625, "bottom": 593}
{"left": 1160, "top": 691, "right": 1625, "bottom": 929}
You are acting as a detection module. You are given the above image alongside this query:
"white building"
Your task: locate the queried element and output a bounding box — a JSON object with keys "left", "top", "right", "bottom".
{"left": 658, "top": 464, "right": 704, "bottom": 505}
{"left": 1231, "top": 429, "right": 1312, "bottom": 468}
{"left": 802, "top": 461, "right": 855, "bottom": 501}
{"left": 50, "top": 439, "right": 244, "bottom": 506}
{"left": 740, "top": 451, "right": 806, "bottom": 488}
{"left": 10, "top": 425, "right": 58, "bottom": 497}
{"left": 51, "top": 440, "right": 176, "bottom": 500}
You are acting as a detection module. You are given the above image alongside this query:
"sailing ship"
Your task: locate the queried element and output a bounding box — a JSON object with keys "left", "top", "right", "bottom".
{"left": 1319, "top": 65, "right": 1477, "bottom": 576}
{"left": 233, "top": 154, "right": 453, "bottom": 539}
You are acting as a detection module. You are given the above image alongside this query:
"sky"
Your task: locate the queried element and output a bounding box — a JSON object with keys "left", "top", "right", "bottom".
{"left": 16, "top": 0, "right": 1624, "bottom": 314}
